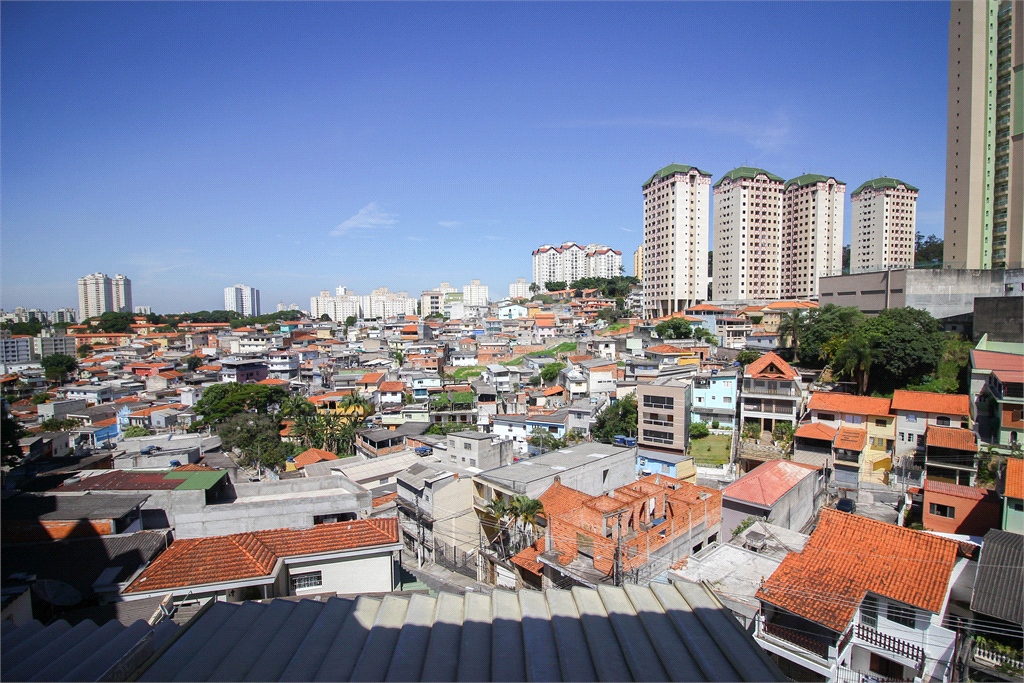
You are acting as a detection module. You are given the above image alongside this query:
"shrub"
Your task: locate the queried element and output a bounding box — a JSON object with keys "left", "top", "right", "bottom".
{"left": 690, "top": 423, "right": 710, "bottom": 439}
{"left": 742, "top": 421, "right": 762, "bottom": 440}
{"left": 732, "top": 516, "right": 757, "bottom": 537}
{"left": 711, "top": 420, "right": 720, "bottom": 430}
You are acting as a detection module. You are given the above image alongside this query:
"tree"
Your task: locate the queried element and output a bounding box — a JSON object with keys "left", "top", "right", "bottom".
{"left": 858, "top": 308, "right": 945, "bottom": 393}
{"left": 218, "top": 413, "right": 291, "bottom": 469}
{"left": 183, "top": 355, "right": 203, "bottom": 372}
{"left": 193, "top": 383, "right": 289, "bottom": 426}
{"left": 394, "top": 351, "right": 405, "bottom": 367}
{"left": 693, "top": 327, "right": 717, "bottom": 345}
{"left": 527, "top": 375, "right": 542, "bottom": 386}
{"left": 94, "top": 311, "right": 135, "bottom": 334}
{"left": 915, "top": 232, "right": 943, "bottom": 266}
{"left": 319, "top": 313, "right": 332, "bottom": 321}
{"left": 742, "top": 421, "right": 762, "bottom": 440}
{"left": 777, "top": 310, "right": 807, "bottom": 363}
{"left": 842, "top": 245, "right": 851, "bottom": 273}
{"left": 40, "top": 417, "right": 82, "bottom": 432}
{"left": 345, "top": 316, "right": 357, "bottom": 327}
{"left": 802, "top": 305, "right": 864, "bottom": 367}
{"left": 832, "top": 330, "right": 882, "bottom": 395}
{"left": 509, "top": 495, "right": 545, "bottom": 550}
{"left": 30, "top": 392, "right": 51, "bottom": 405}
{"left": 773, "top": 421, "right": 795, "bottom": 446}
{"left": 40, "top": 353, "right": 78, "bottom": 384}
{"left": 279, "top": 395, "right": 316, "bottom": 418}
{"left": 2, "top": 402, "right": 28, "bottom": 468}
{"left": 528, "top": 283, "right": 540, "bottom": 295}
{"left": 540, "top": 362, "right": 566, "bottom": 383}
{"left": 592, "top": 395, "right": 637, "bottom": 443}
{"left": 655, "top": 318, "right": 693, "bottom": 340}
{"left": 737, "top": 350, "right": 762, "bottom": 366}
{"left": 122, "top": 425, "right": 152, "bottom": 438}
{"left": 690, "top": 422, "right": 710, "bottom": 439}
{"left": 545, "top": 281, "right": 567, "bottom": 292}
{"left": 426, "top": 422, "right": 476, "bottom": 436}
{"left": 77, "top": 343, "right": 94, "bottom": 358}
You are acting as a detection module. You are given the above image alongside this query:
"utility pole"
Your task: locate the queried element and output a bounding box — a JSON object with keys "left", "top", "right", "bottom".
{"left": 613, "top": 509, "right": 626, "bottom": 586}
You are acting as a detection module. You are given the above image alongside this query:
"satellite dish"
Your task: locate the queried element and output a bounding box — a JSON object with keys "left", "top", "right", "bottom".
{"left": 32, "top": 579, "right": 82, "bottom": 606}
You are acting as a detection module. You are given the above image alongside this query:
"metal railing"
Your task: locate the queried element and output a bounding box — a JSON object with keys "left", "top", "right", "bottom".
{"left": 743, "top": 385, "right": 798, "bottom": 397}
{"left": 854, "top": 623, "right": 924, "bottom": 665}
{"left": 758, "top": 617, "right": 832, "bottom": 659}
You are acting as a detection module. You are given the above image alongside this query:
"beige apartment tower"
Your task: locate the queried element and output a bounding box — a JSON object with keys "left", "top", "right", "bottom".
{"left": 780, "top": 175, "right": 846, "bottom": 298}
{"left": 851, "top": 178, "right": 919, "bottom": 273}
{"left": 633, "top": 245, "right": 643, "bottom": 279}
{"left": 712, "top": 167, "right": 784, "bottom": 300}
{"left": 944, "top": 1, "right": 1023, "bottom": 270}
{"left": 641, "top": 164, "right": 712, "bottom": 318}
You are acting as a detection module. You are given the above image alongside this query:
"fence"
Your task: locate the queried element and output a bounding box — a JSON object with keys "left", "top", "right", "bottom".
{"left": 434, "top": 540, "right": 478, "bottom": 580}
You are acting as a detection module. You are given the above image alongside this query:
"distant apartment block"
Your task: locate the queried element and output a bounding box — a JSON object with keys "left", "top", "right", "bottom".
{"left": 224, "top": 283, "right": 261, "bottom": 317}
{"left": 780, "top": 175, "right": 845, "bottom": 299}
{"left": 362, "top": 287, "right": 417, "bottom": 319}
{"left": 50, "top": 308, "right": 77, "bottom": 324}
{"left": 78, "top": 272, "right": 132, "bottom": 321}
{"left": 508, "top": 278, "right": 530, "bottom": 299}
{"left": 633, "top": 245, "right": 643, "bottom": 279}
{"left": 642, "top": 164, "right": 711, "bottom": 318}
{"left": 713, "top": 168, "right": 784, "bottom": 300}
{"left": 311, "top": 287, "right": 361, "bottom": 321}
{"left": 944, "top": 1, "right": 1022, "bottom": 270}
{"left": 851, "top": 178, "right": 918, "bottom": 273}
{"left": 133, "top": 306, "right": 152, "bottom": 315}
{"left": 532, "top": 241, "right": 623, "bottom": 287}
{"left": 463, "top": 279, "right": 490, "bottom": 307}
{"left": 420, "top": 290, "right": 445, "bottom": 316}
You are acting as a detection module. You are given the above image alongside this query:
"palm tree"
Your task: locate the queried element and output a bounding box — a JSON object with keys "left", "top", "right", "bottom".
{"left": 279, "top": 395, "right": 315, "bottom": 418}
{"left": 393, "top": 351, "right": 405, "bottom": 368}
{"left": 777, "top": 310, "right": 806, "bottom": 363}
{"left": 834, "top": 332, "right": 881, "bottom": 395}
{"left": 510, "top": 495, "right": 544, "bottom": 550}
{"left": 338, "top": 393, "right": 372, "bottom": 421}
{"left": 485, "top": 497, "right": 512, "bottom": 554}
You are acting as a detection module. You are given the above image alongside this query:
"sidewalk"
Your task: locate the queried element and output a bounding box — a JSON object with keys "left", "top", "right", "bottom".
{"left": 399, "top": 549, "right": 492, "bottom": 595}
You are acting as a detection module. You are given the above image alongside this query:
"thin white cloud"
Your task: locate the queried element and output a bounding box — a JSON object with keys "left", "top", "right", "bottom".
{"left": 438, "top": 221, "right": 461, "bottom": 228}
{"left": 621, "top": 228, "right": 635, "bottom": 233}
{"left": 407, "top": 236, "right": 424, "bottom": 242}
{"left": 331, "top": 203, "right": 398, "bottom": 236}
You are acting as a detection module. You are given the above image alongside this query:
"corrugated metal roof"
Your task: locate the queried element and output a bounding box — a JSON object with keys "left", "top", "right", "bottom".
{"left": 970, "top": 528, "right": 1024, "bottom": 625}
{"left": 134, "top": 582, "right": 784, "bottom": 681}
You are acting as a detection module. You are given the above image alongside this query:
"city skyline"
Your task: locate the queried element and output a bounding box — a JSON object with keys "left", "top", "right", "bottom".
{"left": 2, "top": 2, "right": 950, "bottom": 312}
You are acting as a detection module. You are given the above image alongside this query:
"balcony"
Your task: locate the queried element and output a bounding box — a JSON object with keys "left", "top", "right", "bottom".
{"left": 854, "top": 623, "right": 924, "bottom": 668}
{"left": 743, "top": 383, "right": 798, "bottom": 397}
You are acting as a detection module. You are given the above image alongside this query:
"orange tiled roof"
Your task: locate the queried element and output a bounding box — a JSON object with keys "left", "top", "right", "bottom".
{"left": 1006, "top": 457, "right": 1023, "bottom": 500}
{"left": 372, "top": 492, "right": 398, "bottom": 508}
{"left": 646, "top": 344, "right": 691, "bottom": 355}
{"left": 294, "top": 447, "right": 339, "bottom": 468}
{"left": 510, "top": 543, "right": 545, "bottom": 575}
{"left": 970, "top": 349, "right": 1024, "bottom": 373}
{"left": 129, "top": 403, "right": 184, "bottom": 417}
{"left": 124, "top": 519, "right": 399, "bottom": 593}
{"left": 745, "top": 351, "right": 800, "bottom": 380}
{"left": 256, "top": 378, "right": 290, "bottom": 385}
{"left": 173, "top": 463, "right": 213, "bottom": 471}
{"left": 993, "top": 369, "right": 1024, "bottom": 384}
{"left": 764, "top": 301, "right": 818, "bottom": 309}
{"left": 722, "top": 460, "right": 819, "bottom": 507}
{"left": 794, "top": 422, "right": 838, "bottom": 441}
{"left": 686, "top": 304, "right": 725, "bottom": 312}
{"left": 357, "top": 372, "right": 385, "bottom": 385}
{"left": 834, "top": 424, "right": 867, "bottom": 451}
{"left": 891, "top": 390, "right": 970, "bottom": 416}
{"left": 807, "top": 392, "right": 892, "bottom": 417}
{"left": 925, "top": 426, "right": 978, "bottom": 452}
{"left": 923, "top": 479, "right": 989, "bottom": 501}
{"left": 538, "top": 482, "right": 591, "bottom": 518}
{"left": 542, "top": 386, "right": 564, "bottom": 396}
{"left": 377, "top": 381, "right": 405, "bottom": 393}
{"left": 756, "top": 508, "right": 960, "bottom": 631}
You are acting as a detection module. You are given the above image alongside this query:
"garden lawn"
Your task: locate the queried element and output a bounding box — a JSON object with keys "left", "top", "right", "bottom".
{"left": 691, "top": 434, "right": 731, "bottom": 466}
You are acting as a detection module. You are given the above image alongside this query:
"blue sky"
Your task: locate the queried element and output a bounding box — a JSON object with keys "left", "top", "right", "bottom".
{"left": 2, "top": 1, "right": 950, "bottom": 313}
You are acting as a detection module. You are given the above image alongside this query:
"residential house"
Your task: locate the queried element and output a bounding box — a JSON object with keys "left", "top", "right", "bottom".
{"left": 740, "top": 352, "right": 803, "bottom": 434}
{"left": 217, "top": 359, "right": 268, "bottom": 384}
{"left": 525, "top": 410, "right": 570, "bottom": 451}
{"left": 576, "top": 358, "right": 618, "bottom": 397}
{"left": 891, "top": 389, "right": 971, "bottom": 459}
{"left": 396, "top": 461, "right": 477, "bottom": 571}
{"left": 690, "top": 370, "right": 739, "bottom": 429}
{"left": 755, "top": 509, "right": 964, "bottom": 683}
{"left": 968, "top": 348, "right": 1024, "bottom": 448}
{"left": 721, "top": 460, "right": 824, "bottom": 533}
{"left": 441, "top": 430, "right": 513, "bottom": 470}
{"left": 375, "top": 380, "right": 405, "bottom": 408}
{"left": 924, "top": 425, "right": 980, "bottom": 486}
{"left": 356, "top": 429, "right": 408, "bottom": 458}
{"left": 1003, "top": 457, "right": 1023, "bottom": 532}
{"left": 799, "top": 392, "right": 895, "bottom": 488}
{"left": 637, "top": 377, "right": 691, "bottom": 454}
{"left": 355, "top": 371, "right": 386, "bottom": 397}
{"left": 966, "top": 529, "right": 1023, "bottom": 681}
{"left": 490, "top": 414, "right": 531, "bottom": 452}
{"left": 408, "top": 373, "right": 442, "bottom": 400}
{"left": 119, "top": 519, "right": 402, "bottom": 602}
{"left": 2, "top": 492, "right": 147, "bottom": 543}
{"left": 921, "top": 479, "right": 1002, "bottom": 536}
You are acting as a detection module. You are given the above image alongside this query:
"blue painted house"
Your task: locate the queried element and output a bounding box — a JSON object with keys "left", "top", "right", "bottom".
{"left": 690, "top": 369, "right": 739, "bottom": 429}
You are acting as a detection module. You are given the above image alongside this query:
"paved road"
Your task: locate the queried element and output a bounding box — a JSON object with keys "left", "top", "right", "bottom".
{"left": 399, "top": 550, "right": 493, "bottom": 595}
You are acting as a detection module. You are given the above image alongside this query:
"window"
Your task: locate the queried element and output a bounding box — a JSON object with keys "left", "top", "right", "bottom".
{"left": 643, "top": 395, "right": 674, "bottom": 409}
{"left": 906, "top": 413, "right": 917, "bottom": 423}
{"left": 886, "top": 602, "right": 917, "bottom": 629}
{"left": 818, "top": 413, "right": 836, "bottom": 422}
{"left": 899, "top": 432, "right": 905, "bottom": 441}
{"left": 291, "top": 571, "right": 323, "bottom": 591}
{"left": 875, "top": 419, "right": 887, "bottom": 427}
{"left": 917, "top": 434, "right": 925, "bottom": 447}
{"left": 642, "top": 429, "right": 674, "bottom": 445}
{"left": 470, "top": 459, "right": 476, "bottom": 467}
{"left": 845, "top": 415, "right": 863, "bottom": 424}
{"left": 930, "top": 503, "right": 955, "bottom": 518}
{"left": 861, "top": 595, "right": 879, "bottom": 629}
{"left": 464, "top": 442, "right": 472, "bottom": 450}
{"left": 936, "top": 416, "right": 951, "bottom": 426}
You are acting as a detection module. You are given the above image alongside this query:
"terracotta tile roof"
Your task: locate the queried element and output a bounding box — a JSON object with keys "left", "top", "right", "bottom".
{"left": 686, "top": 304, "right": 725, "bottom": 312}
{"left": 510, "top": 543, "right": 544, "bottom": 575}
{"left": 293, "top": 447, "right": 339, "bottom": 468}
{"left": 722, "top": 460, "right": 819, "bottom": 507}
{"left": 357, "top": 372, "right": 385, "bottom": 385}
{"left": 542, "top": 386, "right": 564, "bottom": 396}
{"left": 256, "top": 378, "right": 290, "bottom": 385}
{"left": 173, "top": 463, "right": 213, "bottom": 471}
{"left": 794, "top": 422, "right": 838, "bottom": 441}
{"left": 970, "top": 349, "right": 1024, "bottom": 373}
{"left": 91, "top": 417, "right": 118, "bottom": 428}
{"left": 1006, "top": 458, "right": 1024, "bottom": 500}
{"left": 129, "top": 403, "right": 185, "bottom": 418}
{"left": 372, "top": 492, "right": 398, "bottom": 508}
{"left": 891, "top": 390, "right": 970, "bottom": 416}
{"left": 756, "top": 508, "right": 960, "bottom": 631}
{"left": 401, "top": 325, "right": 418, "bottom": 333}
{"left": 538, "top": 482, "right": 591, "bottom": 518}
{"left": 568, "top": 355, "right": 592, "bottom": 363}
{"left": 923, "top": 479, "right": 989, "bottom": 500}
{"left": 808, "top": 392, "right": 892, "bottom": 417}
{"left": 308, "top": 390, "right": 354, "bottom": 402}
{"left": 377, "top": 381, "right": 405, "bottom": 393}
{"left": 765, "top": 301, "right": 818, "bottom": 309}
{"left": 124, "top": 519, "right": 399, "bottom": 593}
{"left": 646, "top": 344, "right": 691, "bottom": 355}
{"left": 834, "top": 425, "right": 867, "bottom": 451}
{"left": 925, "top": 426, "right": 978, "bottom": 452}
{"left": 993, "top": 369, "right": 1024, "bottom": 384}
{"left": 745, "top": 352, "right": 800, "bottom": 380}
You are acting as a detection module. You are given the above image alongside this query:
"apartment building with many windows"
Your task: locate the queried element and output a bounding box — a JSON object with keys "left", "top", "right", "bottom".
{"left": 712, "top": 168, "right": 784, "bottom": 301}
{"left": 642, "top": 164, "right": 712, "bottom": 318}
{"left": 944, "top": 1, "right": 1023, "bottom": 271}
{"left": 850, "top": 178, "right": 919, "bottom": 273}
{"left": 224, "top": 283, "right": 261, "bottom": 317}
{"left": 780, "top": 175, "right": 845, "bottom": 298}
{"left": 78, "top": 272, "right": 132, "bottom": 321}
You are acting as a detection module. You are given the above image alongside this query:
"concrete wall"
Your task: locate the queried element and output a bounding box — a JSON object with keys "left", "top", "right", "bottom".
{"left": 721, "top": 499, "right": 769, "bottom": 537}
{"left": 113, "top": 447, "right": 200, "bottom": 469}
{"left": 526, "top": 449, "right": 637, "bottom": 499}
{"left": 38, "top": 399, "right": 89, "bottom": 420}
{"left": 287, "top": 551, "right": 394, "bottom": 596}
{"left": 769, "top": 472, "right": 819, "bottom": 531}
{"left": 431, "top": 476, "right": 477, "bottom": 554}
{"left": 973, "top": 295, "right": 1024, "bottom": 342}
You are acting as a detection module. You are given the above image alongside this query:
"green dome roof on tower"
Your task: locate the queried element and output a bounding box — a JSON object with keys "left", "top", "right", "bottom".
{"left": 642, "top": 164, "right": 712, "bottom": 188}
{"left": 784, "top": 174, "right": 845, "bottom": 190}
{"left": 851, "top": 177, "right": 919, "bottom": 195}
{"left": 713, "top": 167, "right": 784, "bottom": 188}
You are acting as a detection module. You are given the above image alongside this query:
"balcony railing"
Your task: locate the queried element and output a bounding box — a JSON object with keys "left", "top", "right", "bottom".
{"left": 759, "top": 618, "right": 832, "bottom": 659}
{"left": 854, "top": 623, "right": 924, "bottom": 665}
{"left": 743, "top": 384, "right": 798, "bottom": 397}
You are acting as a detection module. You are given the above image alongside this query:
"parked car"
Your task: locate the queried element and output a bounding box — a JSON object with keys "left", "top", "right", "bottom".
{"left": 836, "top": 498, "right": 856, "bottom": 514}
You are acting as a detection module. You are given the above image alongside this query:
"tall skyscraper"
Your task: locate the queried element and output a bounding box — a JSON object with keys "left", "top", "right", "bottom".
{"left": 712, "top": 168, "right": 784, "bottom": 301}
{"left": 641, "top": 164, "right": 711, "bottom": 318}
{"left": 780, "top": 175, "right": 846, "bottom": 299}
{"left": 463, "top": 279, "right": 490, "bottom": 307}
{"left": 633, "top": 246, "right": 643, "bottom": 280}
{"left": 531, "top": 242, "right": 623, "bottom": 287}
{"left": 851, "top": 178, "right": 919, "bottom": 273}
{"left": 78, "top": 272, "right": 129, "bottom": 321}
{"left": 224, "top": 284, "right": 261, "bottom": 317}
{"left": 111, "top": 274, "right": 133, "bottom": 314}
{"left": 944, "top": 1, "right": 1022, "bottom": 270}
{"left": 509, "top": 278, "right": 530, "bottom": 299}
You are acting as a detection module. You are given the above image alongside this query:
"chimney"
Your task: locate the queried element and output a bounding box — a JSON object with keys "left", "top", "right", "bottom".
{"left": 553, "top": 474, "right": 561, "bottom": 484}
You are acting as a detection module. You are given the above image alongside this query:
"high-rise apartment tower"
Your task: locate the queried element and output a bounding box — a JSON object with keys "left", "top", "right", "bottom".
{"left": 780, "top": 175, "right": 846, "bottom": 298}
{"left": 78, "top": 272, "right": 132, "bottom": 321}
{"left": 944, "top": 1, "right": 1023, "bottom": 270}
{"left": 851, "top": 178, "right": 919, "bottom": 273}
{"left": 642, "top": 164, "right": 711, "bottom": 318}
{"left": 224, "top": 284, "right": 261, "bottom": 317}
{"left": 712, "top": 168, "right": 784, "bottom": 300}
